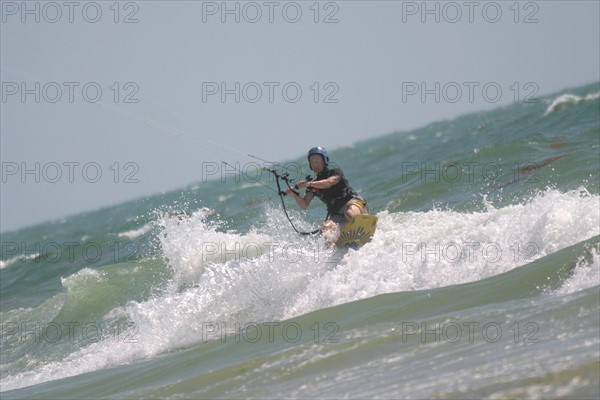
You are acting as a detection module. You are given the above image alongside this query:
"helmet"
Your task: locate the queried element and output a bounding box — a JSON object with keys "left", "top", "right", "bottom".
{"left": 307, "top": 146, "right": 329, "bottom": 165}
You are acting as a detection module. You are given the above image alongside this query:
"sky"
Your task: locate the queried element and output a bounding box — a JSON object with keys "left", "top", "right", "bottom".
{"left": 1, "top": 0, "right": 599, "bottom": 232}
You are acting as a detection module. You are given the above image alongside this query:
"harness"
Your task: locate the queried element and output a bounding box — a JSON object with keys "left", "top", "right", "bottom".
{"left": 309, "top": 168, "right": 356, "bottom": 215}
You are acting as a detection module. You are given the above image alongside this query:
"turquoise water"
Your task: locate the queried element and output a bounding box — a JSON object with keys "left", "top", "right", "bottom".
{"left": 1, "top": 82, "right": 599, "bottom": 399}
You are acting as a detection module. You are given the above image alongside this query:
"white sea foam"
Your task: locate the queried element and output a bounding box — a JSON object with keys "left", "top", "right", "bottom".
{"left": 117, "top": 223, "right": 153, "bottom": 240}
{"left": 554, "top": 248, "right": 600, "bottom": 295}
{"left": 2, "top": 188, "right": 599, "bottom": 392}
{"left": 544, "top": 91, "right": 600, "bottom": 116}
{"left": 287, "top": 188, "right": 600, "bottom": 316}
{"left": 0, "top": 252, "right": 40, "bottom": 270}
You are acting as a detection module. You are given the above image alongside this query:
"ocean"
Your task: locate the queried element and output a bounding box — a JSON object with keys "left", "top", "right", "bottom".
{"left": 1, "top": 82, "right": 599, "bottom": 399}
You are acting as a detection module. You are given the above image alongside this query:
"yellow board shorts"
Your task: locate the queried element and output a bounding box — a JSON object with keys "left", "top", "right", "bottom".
{"left": 345, "top": 197, "right": 369, "bottom": 215}
{"left": 328, "top": 197, "right": 369, "bottom": 227}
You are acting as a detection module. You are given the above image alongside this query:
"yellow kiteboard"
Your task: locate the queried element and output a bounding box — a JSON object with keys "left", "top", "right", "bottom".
{"left": 335, "top": 215, "right": 378, "bottom": 249}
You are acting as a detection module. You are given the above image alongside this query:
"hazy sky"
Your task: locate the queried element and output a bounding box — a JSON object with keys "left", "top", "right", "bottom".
{"left": 1, "top": 0, "right": 599, "bottom": 232}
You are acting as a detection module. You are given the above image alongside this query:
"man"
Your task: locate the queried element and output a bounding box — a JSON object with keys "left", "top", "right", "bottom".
{"left": 286, "top": 146, "right": 369, "bottom": 234}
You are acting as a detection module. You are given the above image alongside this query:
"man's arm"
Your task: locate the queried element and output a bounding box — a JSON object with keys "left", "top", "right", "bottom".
{"left": 296, "top": 170, "right": 341, "bottom": 190}
{"left": 306, "top": 175, "right": 339, "bottom": 189}
{"left": 287, "top": 187, "right": 314, "bottom": 209}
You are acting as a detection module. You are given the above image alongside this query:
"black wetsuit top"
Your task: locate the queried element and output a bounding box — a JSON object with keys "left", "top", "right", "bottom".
{"left": 309, "top": 168, "right": 357, "bottom": 215}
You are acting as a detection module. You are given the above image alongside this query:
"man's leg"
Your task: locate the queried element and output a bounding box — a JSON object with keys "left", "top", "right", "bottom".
{"left": 345, "top": 204, "right": 362, "bottom": 221}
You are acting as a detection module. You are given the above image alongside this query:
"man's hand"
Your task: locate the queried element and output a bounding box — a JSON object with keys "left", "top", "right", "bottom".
{"left": 296, "top": 180, "right": 310, "bottom": 189}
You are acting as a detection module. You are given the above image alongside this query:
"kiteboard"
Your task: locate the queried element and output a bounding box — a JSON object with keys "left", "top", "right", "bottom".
{"left": 335, "top": 214, "right": 378, "bottom": 249}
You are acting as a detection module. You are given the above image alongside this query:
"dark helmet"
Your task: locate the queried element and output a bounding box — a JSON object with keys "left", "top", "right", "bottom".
{"left": 307, "top": 146, "right": 329, "bottom": 165}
